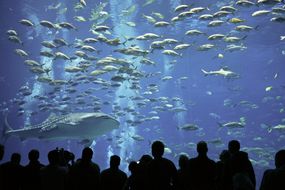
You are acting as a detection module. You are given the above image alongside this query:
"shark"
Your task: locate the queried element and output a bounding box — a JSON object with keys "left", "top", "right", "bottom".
{"left": 2, "top": 112, "right": 120, "bottom": 146}
{"left": 201, "top": 68, "right": 239, "bottom": 79}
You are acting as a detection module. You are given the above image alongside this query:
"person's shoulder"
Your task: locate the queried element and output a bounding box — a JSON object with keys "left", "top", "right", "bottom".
{"left": 208, "top": 158, "right": 216, "bottom": 164}
{"left": 118, "top": 169, "right": 127, "bottom": 177}
{"left": 101, "top": 168, "right": 110, "bottom": 174}
{"left": 239, "top": 151, "right": 249, "bottom": 157}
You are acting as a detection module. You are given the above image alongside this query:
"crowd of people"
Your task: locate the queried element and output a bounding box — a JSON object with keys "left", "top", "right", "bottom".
{"left": 0, "top": 140, "right": 284, "bottom": 190}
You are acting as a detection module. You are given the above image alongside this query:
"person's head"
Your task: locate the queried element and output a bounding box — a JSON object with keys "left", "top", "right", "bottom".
{"left": 151, "top": 141, "right": 164, "bottom": 158}
{"left": 275, "top": 149, "right": 285, "bottom": 168}
{"left": 0, "top": 144, "right": 4, "bottom": 161}
{"left": 197, "top": 141, "right": 208, "bottom": 155}
{"left": 82, "top": 147, "right": 93, "bottom": 161}
{"left": 179, "top": 154, "right": 189, "bottom": 169}
{"left": 219, "top": 150, "right": 231, "bottom": 163}
{"left": 48, "top": 150, "right": 60, "bottom": 165}
{"left": 128, "top": 161, "right": 138, "bottom": 174}
{"left": 228, "top": 140, "right": 240, "bottom": 154}
{"left": 28, "top": 149, "right": 40, "bottom": 162}
{"left": 139, "top": 154, "right": 153, "bottom": 166}
{"left": 11, "top": 153, "right": 21, "bottom": 164}
{"left": 110, "top": 155, "right": 120, "bottom": 169}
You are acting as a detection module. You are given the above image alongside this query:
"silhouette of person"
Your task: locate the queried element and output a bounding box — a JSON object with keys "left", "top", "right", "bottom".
{"left": 22, "top": 149, "right": 45, "bottom": 190}
{"left": 260, "top": 149, "right": 285, "bottom": 190}
{"left": 231, "top": 151, "right": 255, "bottom": 190}
{"left": 146, "top": 140, "right": 177, "bottom": 190}
{"left": 136, "top": 154, "right": 153, "bottom": 190}
{"left": 100, "top": 155, "right": 127, "bottom": 190}
{"left": 123, "top": 161, "right": 139, "bottom": 190}
{"left": 40, "top": 149, "right": 68, "bottom": 190}
{"left": 188, "top": 141, "right": 216, "bottom": 190}
{"left": 176, "top": 154, "right": 189, "bottom": 190}
{"left": 226, "top": 140, "right": 256, "bottom": 189}
{"left": 68, "top": 147, "right": 100, "bottom": 190}
{"left": 216, "top": 150, "right": 231, "bottom": 190}
{"left": 0, "top": 153, "right": 24, "bottom": 190}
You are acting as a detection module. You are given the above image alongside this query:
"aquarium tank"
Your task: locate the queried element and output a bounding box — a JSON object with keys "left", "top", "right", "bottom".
{"left": 0, "top": 0, "right": 285, "bottom": 188}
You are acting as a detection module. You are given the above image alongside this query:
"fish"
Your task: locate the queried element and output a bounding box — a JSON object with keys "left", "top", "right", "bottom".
{"left": 15, "top": 49, "right": 29, "bottom": 57}
{"left": 252, "top": 10, "right": 271, "bottom": 17}
{"left": 178, "top": 124, "right": 199, "bottom": 131}
{"left": 162, "top": 49, "right": 181, "bottom": 56}
{"left": 74, "top": 16, "right": 87, "bottom": 22}
{"left": 6, "top": 29, "right": 18, "bottom": 36}
{"left": 8, "top": 36, "right": 23, "bottom": 45}
{"left": 267, "top": 124, "right": 285, "bottom": 133}
{"left": 208, "top": 33, "right": 225, "bottom": 40}
{"left": 59, "top": 22, "right": 77, "bottom": 30}
{"left": 40, "top": 20, "right": 58, "bottom": 29}
{"left": 218, "top": 117, "right": 246, "bottom": 128}
{"left": 208, "top": 20, "right": 224, "bottom": 27}
{"left": 201, "top": 68, "right": 239, "bottom": 78}
{"left": 19, "top": 19, "right": 34, "bottom": 27}
{"left": 236, "top": 0, "right": 255, "bottom": 6}
{"left": 3, "top": 112, "right": 119, "bottom": 146}
{"left": 174, "top": 4, "right": 189, "bottom": 12}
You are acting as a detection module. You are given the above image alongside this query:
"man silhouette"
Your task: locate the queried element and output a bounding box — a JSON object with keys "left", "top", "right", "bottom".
{"left": 100, "top": 155, "right": 127, "bottom": 190}
{"left": 146, "top": 140, "right": 177, "bottom": 190}
{"left": 188, "top": 141, "right": 216, "bottom": 190}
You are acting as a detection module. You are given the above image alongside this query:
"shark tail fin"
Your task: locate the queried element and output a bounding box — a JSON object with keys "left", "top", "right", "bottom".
{"left": 239, "top": 117, "right": 246, "bottom": 125}
{"left": 265, "top": 124, "right": 273, "bottom": 133}
{"left": 217, "top": 122, "right": 224, "bottom": 128}
{"left": 201, "top": 69, "right": 209, "bottom": 76}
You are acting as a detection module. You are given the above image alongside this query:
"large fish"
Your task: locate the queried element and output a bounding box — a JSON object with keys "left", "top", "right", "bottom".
{"left": 3, "top": 112, "right": 119, "bottom": 146}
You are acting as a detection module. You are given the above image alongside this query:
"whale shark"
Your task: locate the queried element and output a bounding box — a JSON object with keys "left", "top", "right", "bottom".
{"left": 2, "top": 112, "right": 120, "bottom": 146}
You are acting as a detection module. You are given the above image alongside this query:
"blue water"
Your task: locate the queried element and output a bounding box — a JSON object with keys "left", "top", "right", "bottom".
{"left": 1, "top": 0, "right": 285, "bottom": 187}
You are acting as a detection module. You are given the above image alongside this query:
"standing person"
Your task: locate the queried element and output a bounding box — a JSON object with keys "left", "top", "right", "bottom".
{"left": 23, "top": 149, "right": 45, "bottom": 190}
{"left": 68, "top": 147, "right": 100, "bottom": 190}
{"left": 188, "top": 141, "right": 216, "bottom": 190}
{"left": 123, "top": 161, "right": 139, "bottom": 190}
{"left": 0, "top": 153, "right": 24, "bottom": 190}
{"left": 260, "top": 149, "right": 285, "bottom": 190}
{"left": 215, "top": 150, "right": 231, "bottom": 190}
{"left": 227, "top": 140, "right": 256, "bottom": 189}
{"left": 40, "top": 149, "right": 68, "bottom": 190}
{"left": 176, "top": 154, "right": 190, "bottom": 190}
{"left": 100, "top": 155, "right": 127, "bottom": 190}
{"left": 146, "top": 140, "right": 177, "bottom": 190}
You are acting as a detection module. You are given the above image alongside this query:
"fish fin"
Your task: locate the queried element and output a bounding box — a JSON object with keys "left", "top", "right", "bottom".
{"left": 242, "top": 35, "right": 247, "bottom": 40}
{"left": 254, "top": 25, "right": 260, "bottom": 30}
{"left": 267, "top": 127, "right": 273, "bottom": 133}
{"left": 217, "top": 122, "right": 224, "bottom": 128}
{"left": 121, "top": 40, "right": 128, "bottom": 46}
{"left": 201, "top": 69, "right": 209, "bottom": 76}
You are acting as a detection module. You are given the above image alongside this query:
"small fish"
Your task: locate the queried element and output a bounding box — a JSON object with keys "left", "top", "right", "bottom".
{"left": 19, "top": 19, "right": 34, "bottom": 27}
